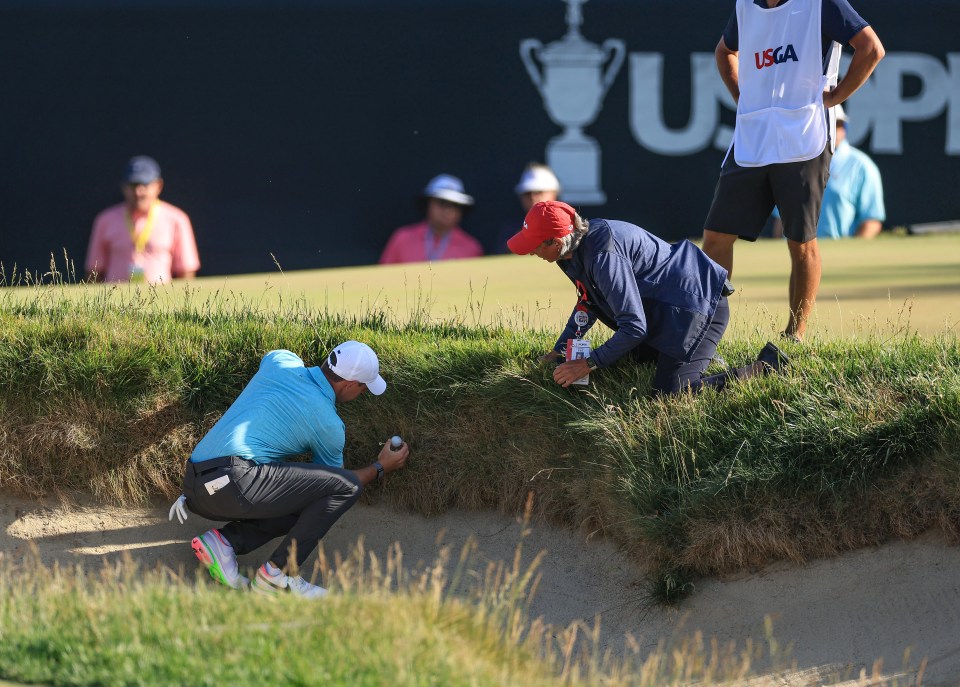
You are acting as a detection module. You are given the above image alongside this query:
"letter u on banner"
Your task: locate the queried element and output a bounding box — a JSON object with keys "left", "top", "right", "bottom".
{"left": 629, "top": 52, "right": 725, "bottom": 156}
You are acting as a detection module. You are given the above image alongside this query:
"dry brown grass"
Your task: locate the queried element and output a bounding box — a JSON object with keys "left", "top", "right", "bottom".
{"left": 677, "top": 459, "right": 960, "bottom": 577}
{"left": 1, "top": 393, "right": 201, "bottom": 504}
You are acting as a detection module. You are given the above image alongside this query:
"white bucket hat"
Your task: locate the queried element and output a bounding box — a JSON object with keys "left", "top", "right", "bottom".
{"left": 422, "top": 174, "right": 474, "bottom": 207}
{"left": 515, "top": 165, "right": 561, "bottom": 194}
{"left": 327, "top": 340, "right": 386, "bottom": 395}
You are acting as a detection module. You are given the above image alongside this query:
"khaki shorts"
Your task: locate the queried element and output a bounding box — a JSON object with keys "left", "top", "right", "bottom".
{"left": 704, "top": 145, "right": 832, "bottom": 243}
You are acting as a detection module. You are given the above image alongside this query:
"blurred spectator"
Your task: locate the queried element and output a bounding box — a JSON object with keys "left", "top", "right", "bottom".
{"left": 516, "top": 163, "right": 562, "bottom": 213}
{"left": 379, "top": 174, "right": 483, "bottom": 264}
{"left": 86, "top": 156, "right": 200, "bottom": 283}
{"left": 493, "top": 162, "right": 562, "bottom": 254}
{"left": 773, "top": 105, "right": 885, "bottom": 240}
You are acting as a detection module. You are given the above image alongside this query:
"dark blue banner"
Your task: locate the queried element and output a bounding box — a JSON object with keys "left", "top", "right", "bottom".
{"left": 1, "top": 1, "right": 957, "bottom": 277}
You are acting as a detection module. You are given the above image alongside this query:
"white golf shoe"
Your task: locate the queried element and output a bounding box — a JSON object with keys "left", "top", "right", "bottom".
{"left": 251, "top": 563, "right": 327, "bottom": 599}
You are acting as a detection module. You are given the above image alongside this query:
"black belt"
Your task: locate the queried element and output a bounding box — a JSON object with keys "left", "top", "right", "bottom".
{"left": 189, "top": 455, "right": 249, "bottom": 475}
{"left": 721, "top": 279, "right": 736, "bottom": 297}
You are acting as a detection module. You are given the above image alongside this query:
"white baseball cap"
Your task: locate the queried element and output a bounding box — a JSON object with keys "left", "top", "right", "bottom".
{"left": 327, "top": 340, "right": 387, "bottom": 395}
{"left": 515, "top": 165, "right": 561, "bottom": 195}
{"left": 835, "top": 103, "right": 849, "bottom": 124}
{"left": 423, "top": 174, "right": 474, "bottom": 206}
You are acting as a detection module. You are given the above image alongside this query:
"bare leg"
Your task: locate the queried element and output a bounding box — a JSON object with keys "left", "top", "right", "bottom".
{"left": 785, "top": 238, "right": 821, "bottom": 340}
{"left": 702, "top": 230, "right": 738, "bottom": 276}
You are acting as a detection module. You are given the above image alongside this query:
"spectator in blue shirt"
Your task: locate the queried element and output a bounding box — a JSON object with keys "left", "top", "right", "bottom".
{"left": 773, "top": 105, "right": 885, "bottom": 239}
{"left": 170, "top": 342, "right": 410, "bottom": 598}
{"left": 507, "top": 201, "right": 789, "bottom": 396}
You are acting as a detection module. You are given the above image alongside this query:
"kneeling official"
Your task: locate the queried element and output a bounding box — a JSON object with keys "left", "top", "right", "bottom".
{"left": 507, "top": 201, "right": 787, "bottom": 395}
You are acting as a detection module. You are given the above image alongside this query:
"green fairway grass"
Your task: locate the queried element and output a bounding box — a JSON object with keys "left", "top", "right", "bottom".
{"left": 7, "top": 234, "right": 958, "bottom": 337}
{"left": 186, "top": 233, "right": 960, "bottom": 337}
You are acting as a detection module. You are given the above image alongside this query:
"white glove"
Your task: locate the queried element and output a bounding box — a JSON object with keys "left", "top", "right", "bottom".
{"left": 169, "top": 494, "right": 189, "bottom": 524}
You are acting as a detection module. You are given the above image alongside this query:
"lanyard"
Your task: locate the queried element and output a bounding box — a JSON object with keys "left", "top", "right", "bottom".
{"left": 424, "top": 229, "right": 452, "bottom": 261}
{"left": 126, "top": 202, "right": 158, "bottom": 255}
{"left": 573, "top": 279, "right": 591, "bottom": 338}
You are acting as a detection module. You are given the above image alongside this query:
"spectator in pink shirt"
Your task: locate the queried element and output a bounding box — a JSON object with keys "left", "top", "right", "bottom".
{"left": 378, "top": 174, "right": 484, "bottom": 264}
{"left": 85, "top": 156, "right": 200, "bottom": 284}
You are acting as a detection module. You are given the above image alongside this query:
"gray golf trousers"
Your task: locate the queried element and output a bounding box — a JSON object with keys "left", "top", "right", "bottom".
{"left": 183, "top": 455, "right": 362, "bottom": 571}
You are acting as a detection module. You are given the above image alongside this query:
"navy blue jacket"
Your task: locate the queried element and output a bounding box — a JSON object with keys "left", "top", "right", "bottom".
{"left": 554, "top": 219, "right": 729, "bottom": 365}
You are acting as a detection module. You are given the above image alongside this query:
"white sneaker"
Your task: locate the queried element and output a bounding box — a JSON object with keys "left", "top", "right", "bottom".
{"left": 251, "top": 563, "right": 327, "bottom": 599}
{"left": 191, "top": 529, "right": 249, "bottom": 590}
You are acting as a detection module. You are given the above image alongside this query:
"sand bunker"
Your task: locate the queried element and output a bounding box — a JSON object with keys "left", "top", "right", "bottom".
{"left": 2, "top": 494, "right": 959, "bottom": 685}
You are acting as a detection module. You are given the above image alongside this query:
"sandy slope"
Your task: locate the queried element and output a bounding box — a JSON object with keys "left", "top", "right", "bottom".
{"left": 2, "top": 494, "right": 959, "bottom": 686}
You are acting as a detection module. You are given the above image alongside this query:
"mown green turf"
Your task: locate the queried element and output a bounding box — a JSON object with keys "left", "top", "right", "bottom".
{"left": 5, "top": 233, "right": 959, "bottom": 337}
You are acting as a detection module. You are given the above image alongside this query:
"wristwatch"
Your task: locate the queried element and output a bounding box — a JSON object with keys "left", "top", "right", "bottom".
{"left": 585, "top": 356, "right": 599, "bottom": 371}
{"left": 374, "top": 461, "right": 384, "bottom": 481}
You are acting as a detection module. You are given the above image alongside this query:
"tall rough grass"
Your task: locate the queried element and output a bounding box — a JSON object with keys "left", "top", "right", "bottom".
{"left": 0, "top": 523, "right": 801, "bottom": 687}
{"left": 1, "top": 284, "right": 958, "bottom": 601}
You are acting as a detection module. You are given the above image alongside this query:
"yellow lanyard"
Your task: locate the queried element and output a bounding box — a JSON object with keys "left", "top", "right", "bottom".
{"left": 126, "top": 202, "right": 157, "bottom": 255}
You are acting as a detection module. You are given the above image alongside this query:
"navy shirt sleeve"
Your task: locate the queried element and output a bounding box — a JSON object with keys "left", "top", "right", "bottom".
{"left": 723, "top": 8, "right": 738, "bottom": 51}
{"left": 722, "top": 0, "right": 868, "bottom": 52}
{"left": 821, "top": 0, "right": 868, "bottom": 45}
{"left": 588, "top": 253, "right": 648, "bottom": 366}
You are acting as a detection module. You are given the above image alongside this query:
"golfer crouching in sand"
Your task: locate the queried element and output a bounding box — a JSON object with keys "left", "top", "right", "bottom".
{"left": 507, "top": 201, "right": 788, "bottom": 395}
{"left": 168, "top": 341, "right": 409, "bottom": 598}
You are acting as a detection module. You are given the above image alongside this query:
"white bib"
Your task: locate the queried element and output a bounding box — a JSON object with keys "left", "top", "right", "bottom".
{"left": 730, "top": 0, "right": 840, "bottom": 167}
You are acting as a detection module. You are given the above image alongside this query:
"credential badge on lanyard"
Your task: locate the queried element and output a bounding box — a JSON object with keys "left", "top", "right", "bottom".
{"left": 573, "top": 308, "right": 590, "bottom": 339}
{"left": 565, "top": 333, "right": 591, "bottom": 386}
{"left": 568, "top": 278, "right": 592, "bottom": 385}
{"left": 573, "top": 279, "right": 591, "bottom": 339}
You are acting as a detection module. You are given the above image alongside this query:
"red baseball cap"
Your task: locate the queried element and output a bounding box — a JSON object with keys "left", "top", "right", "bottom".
{"left": 507, "top": 201, "right": 577, "bottom": 255}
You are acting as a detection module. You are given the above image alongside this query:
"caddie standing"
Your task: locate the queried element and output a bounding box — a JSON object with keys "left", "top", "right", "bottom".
{"left": 701, "top": 0, "right": 884, "bottom": 342}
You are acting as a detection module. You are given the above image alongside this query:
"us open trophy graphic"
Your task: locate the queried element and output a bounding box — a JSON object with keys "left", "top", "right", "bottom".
{"left": 520, "top": 0, "right": 624, "bottom": 205}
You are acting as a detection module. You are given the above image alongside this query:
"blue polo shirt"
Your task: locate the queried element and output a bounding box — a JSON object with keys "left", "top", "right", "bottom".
{"left": 771, "top": 139, "right": 885, "bottom": 238}
{"left": 190, "top": 350, "right": 346, "bottom": 467}
{"left": 818, "top": 139, "right": 885, "bottom": 238}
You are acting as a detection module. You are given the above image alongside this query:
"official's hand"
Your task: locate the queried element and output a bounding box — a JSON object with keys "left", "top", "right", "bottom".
{"left": 553, "top": 359, "right": 591, "bottom": 388}
{"left": 377, "top": 440, "right": 410, "bottom": 473}
{"left": 823, "top": 89, "right": 841, "bottom": 110}
{"left": 168, "top": 494, "right": 188, "bottom": 524}
{"left": 539, "top": 351, "right": 564, "bottom": 365}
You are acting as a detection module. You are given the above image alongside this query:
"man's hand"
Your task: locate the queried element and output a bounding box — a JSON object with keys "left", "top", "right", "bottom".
{"left": 355, "top": 440, "right": 411, "bottom": 487}
{"left": 553, "top": 358, "right": 592, "bottom": 388}
{"left": 377, "top": 440, "right": 409, "bottom": 473}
